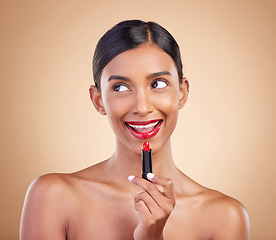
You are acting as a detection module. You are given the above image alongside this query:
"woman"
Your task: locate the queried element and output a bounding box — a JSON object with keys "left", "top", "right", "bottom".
{"left": 20, "top": 20, "right": 250, "bottom": 240}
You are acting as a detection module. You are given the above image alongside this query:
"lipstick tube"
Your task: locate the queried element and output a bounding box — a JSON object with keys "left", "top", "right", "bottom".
{"left": 142, "top": 141, "right": 152, "bottom": 180}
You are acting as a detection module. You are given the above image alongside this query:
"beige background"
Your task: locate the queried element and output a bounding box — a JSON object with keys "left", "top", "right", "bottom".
{"left": 1, "top": 0, "right": 275, "bottom": 239}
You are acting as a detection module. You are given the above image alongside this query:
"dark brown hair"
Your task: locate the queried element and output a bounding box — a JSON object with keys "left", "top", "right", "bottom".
{"left": 93, "top": 20, "right": 183, "bottom": 90}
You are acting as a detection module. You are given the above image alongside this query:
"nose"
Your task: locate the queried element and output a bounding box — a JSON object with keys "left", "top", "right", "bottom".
{"left": 132, "top": 88, "right": 153, "bottom": 116}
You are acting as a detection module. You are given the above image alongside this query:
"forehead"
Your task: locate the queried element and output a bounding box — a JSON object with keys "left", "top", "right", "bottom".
{"left": 100, "top": 43, "right": 178, "bottom": 80}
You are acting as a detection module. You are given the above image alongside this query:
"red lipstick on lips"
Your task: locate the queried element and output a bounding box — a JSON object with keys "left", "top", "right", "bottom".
{"left": 142, "top": 141, "right": 152, "bottom": 181}
{"left": 125, "top": 119, "right": 163, "bottom": 140}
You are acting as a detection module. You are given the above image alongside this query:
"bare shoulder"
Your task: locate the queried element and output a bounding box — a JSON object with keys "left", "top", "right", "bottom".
{"left": 27, "top": 159, "right": 108, "bottom": 194}
{"left": 25, "top": 173, "right": 74, "bottom": 201}
{"left": 20, "top": 173, "right": 75, "bottom": 240}
{"left": 201, "top": 188, "right": 250, "bottom": 239}
{"left": 176, "top": 172, "right": 249, "bottom": 239}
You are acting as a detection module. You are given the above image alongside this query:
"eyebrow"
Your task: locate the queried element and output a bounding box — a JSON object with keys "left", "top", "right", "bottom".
{"left": 147, "top": 71, "right": 172, "bottom": 80}
{"left": 107, "top": 75, "right": 130, "bottom": 82}
{"left": 107, "top": 71, "right": 172, "bottom": 82}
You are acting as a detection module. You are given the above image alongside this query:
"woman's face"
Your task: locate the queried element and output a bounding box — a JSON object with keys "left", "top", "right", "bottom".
{"left": 94, "top": 43, "right": 188, "bottom": 154}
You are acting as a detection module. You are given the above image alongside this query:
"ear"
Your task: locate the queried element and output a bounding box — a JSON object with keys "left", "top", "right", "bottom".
{"left": 178, "top": 77, "right": 189, "bottom": 109}
{"left": 89, "top": 85, "right": 106, "bottom": 115}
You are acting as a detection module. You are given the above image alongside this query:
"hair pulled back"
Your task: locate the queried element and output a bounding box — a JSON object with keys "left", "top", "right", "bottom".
{"left": 93, "top": 20, "right": 183, "bottom": 90}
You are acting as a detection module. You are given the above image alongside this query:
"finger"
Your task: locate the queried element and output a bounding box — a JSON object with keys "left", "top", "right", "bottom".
{"left": 129, "top": 175, "right": 161, "bottom": 200}
{"left": 135, "top": 200, "right": 151, "bottom": 222}
{"left": 147, "top": 173, "right": 175, "bottom": 204}
{"left": 135, "top": 191, "right": 162, "bottom": 215}
{"left": 128, "top": 175, "right": 174, "bottom": 211}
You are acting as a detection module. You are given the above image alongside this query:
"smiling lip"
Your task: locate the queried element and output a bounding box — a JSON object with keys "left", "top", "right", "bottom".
{"left": 125, "top": 119, "right": 163, "bottom": 140}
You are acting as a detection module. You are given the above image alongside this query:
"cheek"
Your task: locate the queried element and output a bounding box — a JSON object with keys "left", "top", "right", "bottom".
{"left": 152, "top": 89, "right": 180, "bottom": 133}
{"left": 154, "top": 91, "right": 180, "bottom": 113}
{"left": 103, "top": 94, "right": 130, "bottom": 122}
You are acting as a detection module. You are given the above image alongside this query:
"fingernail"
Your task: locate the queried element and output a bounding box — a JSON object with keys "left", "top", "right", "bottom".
{"left": 147, "top": 173, "right": 155, "bottom": 180}
{"left": 128, "top": 175, "right": 135, "bottom": 181}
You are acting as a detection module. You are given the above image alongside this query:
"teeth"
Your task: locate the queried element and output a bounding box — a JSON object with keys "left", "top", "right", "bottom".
{"left": 128, "top": 121, "right": 159, "bottom": 129}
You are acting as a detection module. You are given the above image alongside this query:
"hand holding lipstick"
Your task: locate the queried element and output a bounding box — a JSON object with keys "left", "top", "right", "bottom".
{"left": 128, "top": 173, "right": 176, "bottom": 240}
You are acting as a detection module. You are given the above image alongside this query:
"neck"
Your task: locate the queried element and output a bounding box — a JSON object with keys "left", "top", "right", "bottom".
{"left": 106, "top": 138, "right": 178, "bottom": 183}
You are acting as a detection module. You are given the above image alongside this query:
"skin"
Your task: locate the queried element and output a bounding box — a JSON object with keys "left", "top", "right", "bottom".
{"left": 20, "top": 43, "right": 250, "bottom": 240}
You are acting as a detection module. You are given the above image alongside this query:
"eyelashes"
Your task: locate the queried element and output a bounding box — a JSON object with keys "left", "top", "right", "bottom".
{"left": 113, "top": 84, "right": 130, "bottom": 92}
{"left": 151, "top": 79, "right": 168, "bottom": 89}
{"left": 112, "top": 79, "right": 169, "bottom": 92}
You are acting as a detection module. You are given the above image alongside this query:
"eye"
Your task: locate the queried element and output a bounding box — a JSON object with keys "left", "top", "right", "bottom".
{"left": 113, "top": 84, "right": 130, "bottom": 92}
{"left": 151, "top": 79, "right": 168, "bottom": 89}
